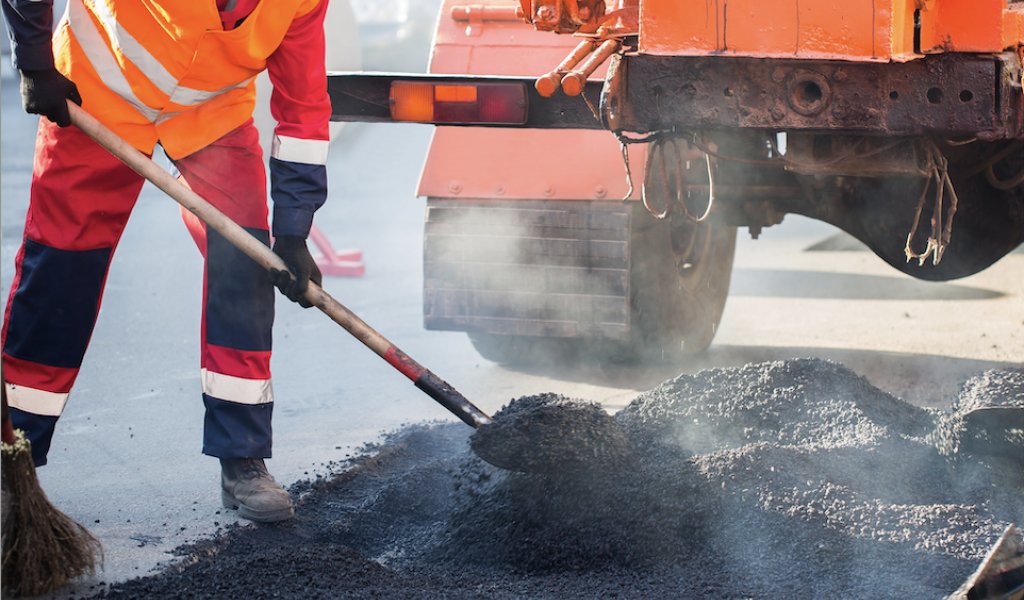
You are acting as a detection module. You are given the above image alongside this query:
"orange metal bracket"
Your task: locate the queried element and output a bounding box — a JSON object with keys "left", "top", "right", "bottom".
{"left": 516, "top": 0, "right": 608, "bottom": 33}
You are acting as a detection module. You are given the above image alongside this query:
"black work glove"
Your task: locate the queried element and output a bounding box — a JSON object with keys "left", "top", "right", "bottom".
{"left": 270, "top": 235, "right": 322, "bottom": 309}
{"left": 19, "top": 68, "right": 83, "bottom": 128}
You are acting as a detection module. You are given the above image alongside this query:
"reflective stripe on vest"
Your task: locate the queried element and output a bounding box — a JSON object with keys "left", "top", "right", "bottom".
{"left": 64, "top": 0, "right": 160, "bottom": 122}
{"left": 65, "top": 0, "right": 257, "bottom": 125}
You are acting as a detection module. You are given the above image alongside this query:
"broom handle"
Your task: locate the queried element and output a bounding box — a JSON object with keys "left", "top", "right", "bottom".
{"left": 67, "top": 102, "right": 492, "bottom": 429}
{"left": 2, "top": 378, "right": 14, "bottom": 445}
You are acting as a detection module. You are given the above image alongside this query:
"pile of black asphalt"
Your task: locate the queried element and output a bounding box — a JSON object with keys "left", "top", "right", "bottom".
{"left": 469, "top": 392, "right": 639, "bottom": 475}
{"left": 89, "top": 358, "right": 1023, "bottom": 600}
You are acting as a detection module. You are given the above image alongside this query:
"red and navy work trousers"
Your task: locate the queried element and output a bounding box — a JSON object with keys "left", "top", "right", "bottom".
{"left": 1, "top": 118, "right": 276, "bottom": 466}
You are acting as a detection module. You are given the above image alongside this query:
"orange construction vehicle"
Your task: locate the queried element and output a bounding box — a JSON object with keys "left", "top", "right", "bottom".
{"left": 330, "top": 0, "right": 1024, "bottom": 363}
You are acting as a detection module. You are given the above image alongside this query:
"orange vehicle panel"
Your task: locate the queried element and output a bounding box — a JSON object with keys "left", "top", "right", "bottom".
{"left": 638, "top": 0, "right": 917, "bottom": 61}
{"left": 1005, "top": 6, "right": 1024, "bottom": 50}
{"left": 639, "top": 0, "right": 1021, "bottom": 61}
{"left": 921, "top": 0, "right": 1007, "bottom": 52}
{"left": 418, "top": 127, "right": 643, "bottom": 201}
{"left": 419, "top": 0, "right": 641, "bottom": 202}
{"left": 919, "top": 0, "right": 1006, "bottom": 54}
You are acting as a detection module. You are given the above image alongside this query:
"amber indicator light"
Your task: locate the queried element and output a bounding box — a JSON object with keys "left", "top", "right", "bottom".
{"left": 390, "top": 81, "right": 527, "bottom": 124}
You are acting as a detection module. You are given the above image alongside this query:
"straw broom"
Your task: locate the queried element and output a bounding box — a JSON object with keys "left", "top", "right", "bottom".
{"left": 2, "top": 379, "right": 103, "bottom": 596}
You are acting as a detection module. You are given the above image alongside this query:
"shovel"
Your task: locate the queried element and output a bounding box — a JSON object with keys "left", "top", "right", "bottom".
{"left": 66, "top": 102, "right": 493, "bottom": 431}
{"left": 67, "top": 102, "right": 636, "bottom": 476}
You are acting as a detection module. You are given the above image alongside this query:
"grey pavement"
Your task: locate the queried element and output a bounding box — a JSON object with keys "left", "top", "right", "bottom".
{"left": 2, "top": 55, "right": 1022, "bottom": 598}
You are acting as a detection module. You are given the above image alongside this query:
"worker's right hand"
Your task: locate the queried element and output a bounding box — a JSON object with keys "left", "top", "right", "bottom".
{"left": 269, "top": 235, "right": 322, "bottom": 309}
{"left": 19, "top": 68, "right": 83, "bottom": 128}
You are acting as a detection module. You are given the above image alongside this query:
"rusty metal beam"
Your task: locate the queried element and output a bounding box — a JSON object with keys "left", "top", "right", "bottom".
{"left": 604, "top": 52, "right": 1023, "bottom": 139}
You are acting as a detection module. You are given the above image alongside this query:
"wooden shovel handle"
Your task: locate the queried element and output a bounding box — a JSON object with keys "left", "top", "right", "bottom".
{"left": 67, "top": 102, "right": 492, "bottom": 428}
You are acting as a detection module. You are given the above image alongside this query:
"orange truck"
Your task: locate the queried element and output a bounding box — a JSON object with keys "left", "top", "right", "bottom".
{"left": 329, "top": 0, "right": 1024, "bottom": 363}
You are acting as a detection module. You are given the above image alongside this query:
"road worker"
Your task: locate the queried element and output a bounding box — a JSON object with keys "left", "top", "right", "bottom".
{"left": 1, "top": 0, "right": 332, "bottom": 523}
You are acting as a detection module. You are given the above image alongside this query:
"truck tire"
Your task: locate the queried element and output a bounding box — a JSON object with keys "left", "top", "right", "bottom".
{"left": 624, "top": 202, "right": 737, "bottom": 362}
{"left": 467, "top": 202, "right": 737, "bottom": 365}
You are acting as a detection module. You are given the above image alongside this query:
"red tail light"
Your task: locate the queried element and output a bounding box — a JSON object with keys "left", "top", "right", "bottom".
{"left": 390, "top": 82, "right": 528, "bottom": 125}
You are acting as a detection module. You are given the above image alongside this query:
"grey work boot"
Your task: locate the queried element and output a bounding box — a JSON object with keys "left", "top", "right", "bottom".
{"left": 220, "top": 458, "right": 294, "bottom": 523}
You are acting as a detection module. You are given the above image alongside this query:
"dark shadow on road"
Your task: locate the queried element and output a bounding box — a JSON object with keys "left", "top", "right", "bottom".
{"left": 806, "top": 230, "right": 1024, "bottom": 255}
{"left": 804, "top": 231, "right": 871, "bottom": 252}
{"left": 729, "top": 268, "right": 1003, "bottom": 301}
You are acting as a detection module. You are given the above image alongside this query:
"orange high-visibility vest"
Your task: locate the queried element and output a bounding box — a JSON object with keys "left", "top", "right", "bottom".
{"left": 53, "top": 0, "right": 321, "bottom": 159}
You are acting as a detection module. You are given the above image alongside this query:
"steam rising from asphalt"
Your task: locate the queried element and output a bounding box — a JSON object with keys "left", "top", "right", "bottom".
{"left": 426, "top": 200, "right": 633, "bottom": 345}
{"left": 444, "top": 359, "right": 1023, "bottom": 596}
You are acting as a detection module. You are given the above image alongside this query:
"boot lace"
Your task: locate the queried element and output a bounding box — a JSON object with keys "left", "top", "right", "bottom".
{"left": 236, "top": 458, "right": 269, "bottom": 481}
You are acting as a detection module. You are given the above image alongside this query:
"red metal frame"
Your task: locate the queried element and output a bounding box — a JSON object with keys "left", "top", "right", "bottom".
{"left": 308, "top": 224, "right": 364, "bottom": 277}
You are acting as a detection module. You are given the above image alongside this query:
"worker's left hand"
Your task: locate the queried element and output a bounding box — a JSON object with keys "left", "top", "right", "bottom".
{"left": 270, "top": 236, "right": 322, "bottom": 309}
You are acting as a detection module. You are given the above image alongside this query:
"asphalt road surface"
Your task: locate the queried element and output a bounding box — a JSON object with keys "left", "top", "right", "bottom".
{"left": 1, "top": 60, "right": 1021, "bottom": 599}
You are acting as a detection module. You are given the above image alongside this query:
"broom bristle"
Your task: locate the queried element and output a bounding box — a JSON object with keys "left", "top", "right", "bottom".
{"left": 2, "top": 429, "right": 103, "bottom": 597}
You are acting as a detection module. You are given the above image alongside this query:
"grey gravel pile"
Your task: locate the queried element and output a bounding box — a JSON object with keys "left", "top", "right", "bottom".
{"left": 91, "top": 358, "right": 1022, "bottom": 600}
